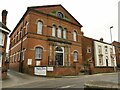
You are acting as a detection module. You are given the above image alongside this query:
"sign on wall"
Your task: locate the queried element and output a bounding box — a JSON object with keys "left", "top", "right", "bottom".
{"left": 47, "top": 67, "right": 54, "bottom": 71}
{"left": 34, "top": 67, "right": 46, "bottom": 76}
{"left": 28, "top": 59, "right": 32, "bottom": 65}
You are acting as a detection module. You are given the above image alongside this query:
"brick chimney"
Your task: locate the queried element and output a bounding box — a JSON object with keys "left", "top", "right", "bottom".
{"left": 100, "top": 38, "right": 103, "bottom": 42}
{"left": 2, "top": 10, "right": 8, "bottom": 25}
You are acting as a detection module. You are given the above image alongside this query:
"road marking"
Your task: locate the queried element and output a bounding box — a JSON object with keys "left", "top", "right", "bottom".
{"left": 60, "top": 84, "right": 75, "bottom": 88}
{"left": 60, "top": 85, "right": 71, "bottom": 88}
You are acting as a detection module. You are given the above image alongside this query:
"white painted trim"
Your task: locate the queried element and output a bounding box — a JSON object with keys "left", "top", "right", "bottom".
{"left": 55, "top": 46, "right": 64, "bottom": 66}
{"left": 0, "top": 27, "right": 9, "bottom": 33}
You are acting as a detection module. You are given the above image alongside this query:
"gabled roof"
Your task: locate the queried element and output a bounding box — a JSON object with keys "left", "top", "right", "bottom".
{"left": 0, "top": 22, "right": 10, "bottom": 33}
{"left": 83, "top": 36, "right": 112, "bottom": 46}
{"left": 10, "top": 4, "right": 83, "bottom": 37}
{"left": 28, "top": 4, "right": 83, "bottom": 27}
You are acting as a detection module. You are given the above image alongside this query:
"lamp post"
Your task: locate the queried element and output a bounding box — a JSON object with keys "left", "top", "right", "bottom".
{"left": 110, "top": 26, "right": 116, "bottom": 72}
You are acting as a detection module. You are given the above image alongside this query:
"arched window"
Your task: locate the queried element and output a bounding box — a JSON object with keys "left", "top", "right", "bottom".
{"left": 73, "top": 31, "right": 77, "bottom": 41}
{"left": 25, "top": 22, "right": 29, "bottom": 34}
{"left": 35, "top": 47, "right": 43, "bottom": 60}
{"left": 52, "top": 25, "right": 56, "bottom": 37}
{"left": 37, "top": 21, "right": 43, "bottom": 34}
{"left": 74, "top": 51, "right": 78, "bottom": 62}
{"left": 55, "top": 47, "right": 63, "bottom": 51}
{"left": 57, "top": 26, "right": 62, "bottom": 38}
{"left": 63, "top": 28, "right": 67, "bottom": 39}
{"left": 57, "top": 12, "right": 64, "bottom": 19}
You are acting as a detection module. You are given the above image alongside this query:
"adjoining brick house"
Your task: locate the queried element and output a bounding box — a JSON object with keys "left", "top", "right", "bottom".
{"left": 0, "top": 10, "right": 10, "bottom": 79}
{"left": 82, "top": 36, "right": 117, "bottom": 74}
{"left": 9, "top": 5, "right": 83, "bottom": 76}
{"left": 112, "top": 41, "right": 120, "bottom": 67}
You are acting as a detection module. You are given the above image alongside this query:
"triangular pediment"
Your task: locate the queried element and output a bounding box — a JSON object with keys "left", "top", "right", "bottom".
{"left": 28, "top": 5, "right": 82, "bottom": 27}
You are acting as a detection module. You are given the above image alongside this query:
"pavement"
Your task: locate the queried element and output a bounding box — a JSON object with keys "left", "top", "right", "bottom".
{"left": 1, "top": 69, "right": 120, "bottom": 89}
{"left": 2, "top": 69, "right": 53, "bottom": 88}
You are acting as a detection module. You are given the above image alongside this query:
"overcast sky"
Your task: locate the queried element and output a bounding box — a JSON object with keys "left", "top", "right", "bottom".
{"left": 0, "top": 0, "right": 119, "bottom": 52}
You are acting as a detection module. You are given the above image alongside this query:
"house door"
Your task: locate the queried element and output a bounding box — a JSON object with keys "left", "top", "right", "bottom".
{"left": 106, "top": 56, "right": 108, "bottom": 67}
{"left": 55, "top": 47, "right": 64, "bottom": 66}
{"left": 56, "top": 53, "right": 63, "bottom": 65}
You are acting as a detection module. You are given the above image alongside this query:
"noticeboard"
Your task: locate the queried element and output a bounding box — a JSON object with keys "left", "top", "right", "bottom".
{"left": 34, "top": 67, "right": 46, "bottom": 76}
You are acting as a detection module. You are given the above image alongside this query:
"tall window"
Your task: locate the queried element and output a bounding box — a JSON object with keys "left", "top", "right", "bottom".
{"left": 52, "top": 25, "right": 56, "bottom": 37}
{"left": 63, "top": 28, "right": 67, "bottom": 39}
{"left": 35, "top": 47, "right": 42, "bottom": 60}
{"left": 0, "top": 32, "right": 4, "bottom": 46}
{"left": 74, "top": 51, "right": 78, "bottom": 62}
{"left": 0, "top": 52, "right": 2, "bottom": 67}
{"left": 25, "top": 22, "right": 29, "bottom": 34}
{"left": 73, "top": 31, "right": 77, "bottom": 41}
{"left": 99, "top": 55, "right": 103, "bottom": 65}
{"left": 105, "top": 46, "right": 108, "bottom": 54}
{"left": 98, "top": 45, "right": 102, "bottom": 54}
{"left": 57, "top": 26, "right": 62, "bottom": 38}
{"left": 37, "top": 21, "right": 43, "bottom": 34}
{"left": 110, "top": 48, "right": 113, "bottom": 54}
{"left": 87, "top": 47, "right": 91, "bottom": 53}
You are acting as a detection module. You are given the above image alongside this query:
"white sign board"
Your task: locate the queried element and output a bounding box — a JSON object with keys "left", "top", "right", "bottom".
{"left": 28, "top": 59, "right": 32, "bottom": 65}
{"left": 47, "top": 67, "right": 54, "bottom": 71}
{"left": 36, "top": 61, "right": 41, "bottom": 66}
{"left": 34, "top": 67, "right": 46, "bottom": 76}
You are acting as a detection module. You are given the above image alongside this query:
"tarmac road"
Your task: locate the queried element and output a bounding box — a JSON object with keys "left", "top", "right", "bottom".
{"left": 2, "top": 69, "right": 119, "bottom": 90}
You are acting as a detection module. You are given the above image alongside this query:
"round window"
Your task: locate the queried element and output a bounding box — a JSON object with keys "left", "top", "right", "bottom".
{"left": 57, "top": 12, "right": 64, "bottom": 19}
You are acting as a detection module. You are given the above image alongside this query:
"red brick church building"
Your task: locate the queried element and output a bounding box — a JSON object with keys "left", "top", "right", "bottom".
{"left": 9, "top": 5, "right": 83, "bottom": 76}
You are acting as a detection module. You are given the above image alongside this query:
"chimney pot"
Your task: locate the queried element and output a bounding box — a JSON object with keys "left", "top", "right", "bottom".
{"left": 2, "top": 10, "right": 8, "bottom": 25}
{"left": 100, "top": 38, "right": 103, "bottom": 42}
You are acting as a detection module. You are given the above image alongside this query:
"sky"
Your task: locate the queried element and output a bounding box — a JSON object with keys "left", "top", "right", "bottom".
{"left": 0, "top": 0, "right": 119, "bottom": 52}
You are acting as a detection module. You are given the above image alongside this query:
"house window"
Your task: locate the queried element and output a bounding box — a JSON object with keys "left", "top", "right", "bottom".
{"left": 0, "top": 52, "right": 2, "bottom": 67}
{"left": 57, "top": 12, "right": 64, "bottom": 19}
{"left": 73, "top": 31, "right": 77, "bottom": 41}
{"left": 52, "top": 25, "right": 56, "bottom": 37}
{"left": 18, "top": 51, "right": 20, "bottom": 61}
{"left": 105, "top": 46, "right": 108, "bottom": 54}
{"left": 35, "top": 47, "right": 42, "bottom": 60}
{"left": 74, "top": 51, "right": 78, "bottom": 62}
{"left": 16, "top": 32, "right": 18, "bottom": 42}
{"left": 99, "top": 55, "right": 103, "bottom": 65}
{"left": 63, "top": 28, "right": 67, "bottom": 39}
{"left": 106, "top": 56, "right": 108, "bottom": 66}
{"left": 87, "top": 47, "right": 91, "bottom": 53}
{"left": 110, "top": 48, "right": 113, "bottom": 54}
{"left": 0, "top": 32, "right": 4, "bottom": 46}
{"left": 25, "top": 22, "right": 29, "bottom": 34}
{"left": 13, "top": 54, "right": 15, "bottom": 62}
{"left": 98, "top": 45, "right": 102, "bottom": 54}
{"left": 37, "top": 21, "right": 43, "bottom": 34}
{"left": 57, "top": 26, "right": 62, "bottom": 38}
{"left": 22, "top": 49, "right": 25, "bottom": 61}
{"left": 118, "top": 47, "right": 120, "bottom": 53}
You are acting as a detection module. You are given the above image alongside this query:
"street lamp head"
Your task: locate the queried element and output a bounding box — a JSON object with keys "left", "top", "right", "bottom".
{"left": 110, "top": 26, "right": 113, "bottom": 29}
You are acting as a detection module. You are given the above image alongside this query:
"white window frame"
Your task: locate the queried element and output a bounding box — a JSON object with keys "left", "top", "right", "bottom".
{"left": 99, "top": 55, "right": 103, "bottom": 65}
{"left": 52, "top": 25, "right": 56, "bottom": 37}
{"left": 37, "top": 21, "right": 43, "bottom": 34}
{"left": 25, "top": 22, "right": 29, "bottom": 34}
{"left": 73, "top": 31, "right": 77, "bottom": 41}
{"left": 73, "top": 51, "right": 78, "bottom": 62}
{"left": 87, "top": 47, "right": 91, "bottom": 53}
{"left": 105, "top": 46, "right": 108, "bottom": 54}
{"left": 57, "top": 27, "right": 62, "bottom": 38}
{"left": 98, "top": 45, "right": 102, "bottom": 54}
{"left": 63, "top": 28, "right": 67, "bottom": 39}
{"left": 0, "top": 52, "right": 2, "bottom": 67}
{"left": 35, "top": 47, "right": 42, "bottom": 60}
{"left": 0, "top": 31, "right": 5, "bottom": 46}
